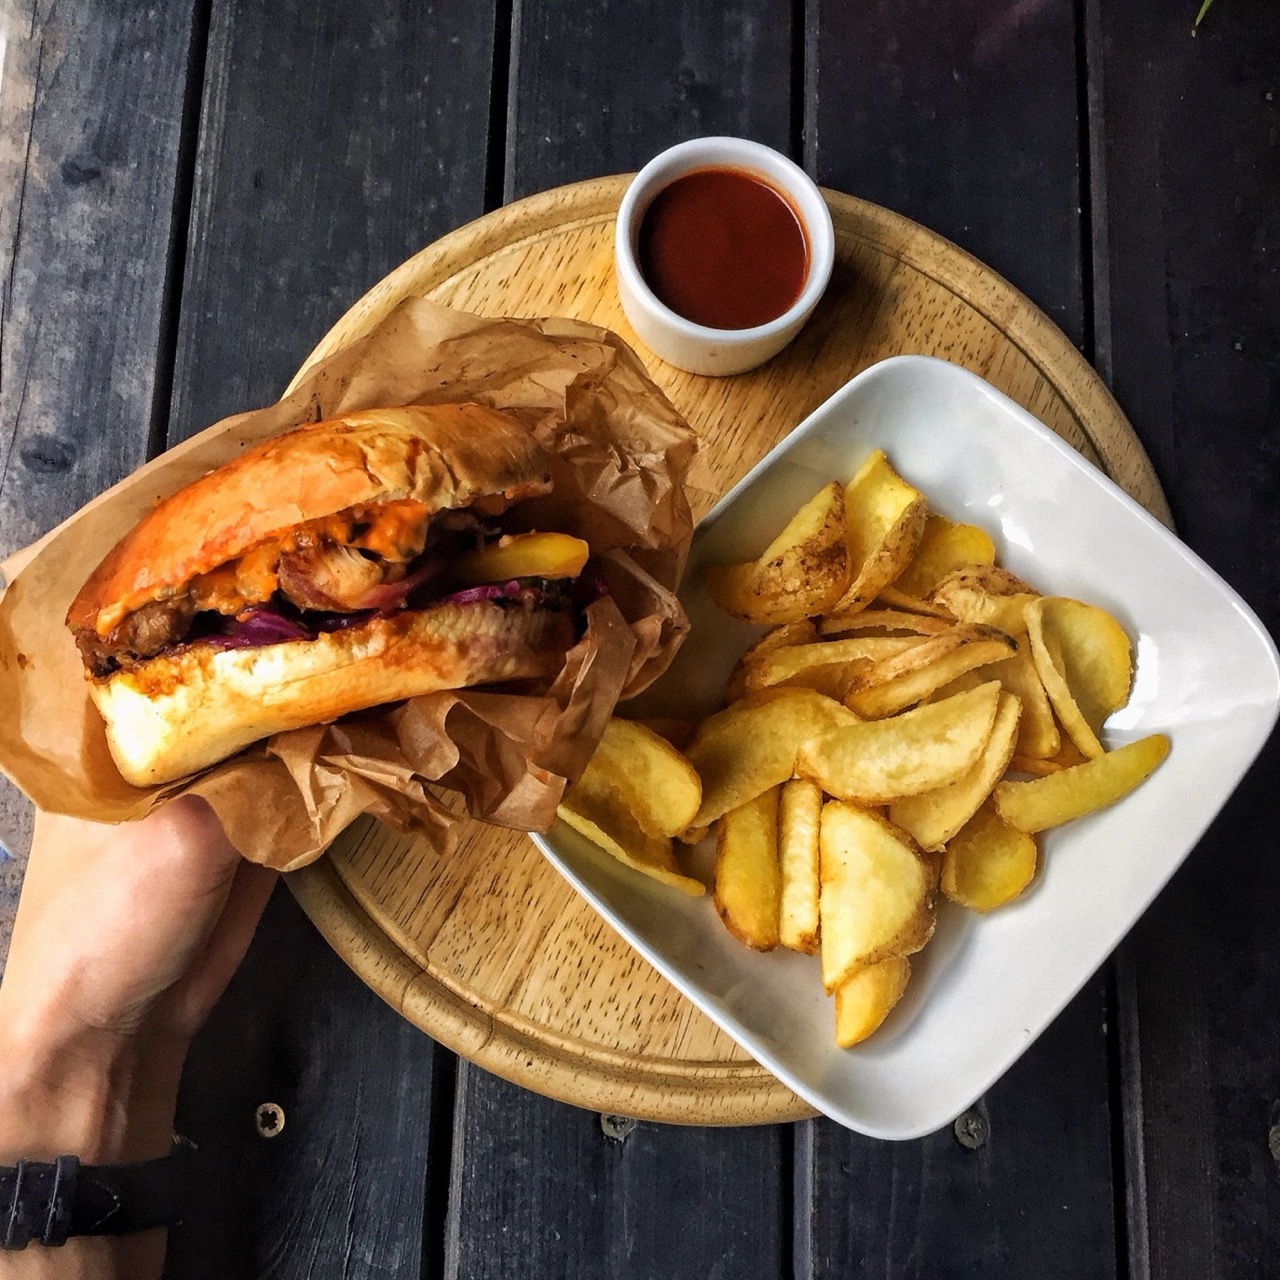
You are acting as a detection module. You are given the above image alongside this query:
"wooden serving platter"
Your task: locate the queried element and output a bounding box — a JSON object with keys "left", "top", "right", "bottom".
{"left": 285, "top": 175, "right": 1168, "bottom": 1125}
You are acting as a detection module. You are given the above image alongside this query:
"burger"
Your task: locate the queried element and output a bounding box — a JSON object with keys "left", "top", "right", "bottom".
{"left": 66, "top": 403, "right": 593, "bottom": 788}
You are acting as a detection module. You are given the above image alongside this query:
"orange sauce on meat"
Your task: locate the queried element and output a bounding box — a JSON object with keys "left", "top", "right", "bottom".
{"left": 637, "top": 167, "right": 810, "bottom": 330}
{"left": 148, "top": 500, "right": 433, "bottom": 628}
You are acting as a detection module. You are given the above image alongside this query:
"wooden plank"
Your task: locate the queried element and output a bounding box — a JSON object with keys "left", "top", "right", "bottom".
{"left": 810, "top": 0, "right": 1088, "bottom": 351}
{"left": 161, "top": 1, "right": 499, "bottom": 1274}
{"left": 447, "top": 1065, "right": 790, "bottom": 1280}
{"left": 801, "top": 990, "right": 1117, "bottom": 1277}
{"left": 167, "top": 885, "right": 443, "bottom": 1279}
{"left": 802, "top": 2, "right": 1119, "bottom": 1273}
{"left": 0, "top": 0, "right": 198, "bottom": 957}
{"left": 1087, "top": 3, "right": 1280, "bottom": 1277}
{"left": 445, "top": 3, "right": 799, "bottom": 1275}
{"left": 167, "top": 0, "right": 497, "bottom": 444}
{"left": 503, "top": 0, "right": 793, "bottom": 200}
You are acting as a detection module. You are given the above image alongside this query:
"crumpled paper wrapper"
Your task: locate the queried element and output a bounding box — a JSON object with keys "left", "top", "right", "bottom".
{"left": 0, "top": 299, "right": 697, "bottom": 872}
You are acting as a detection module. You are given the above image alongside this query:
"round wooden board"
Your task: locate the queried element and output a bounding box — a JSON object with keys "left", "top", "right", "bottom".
{"left": 285, "top": 175, "right": 1169, "bottom": 1126}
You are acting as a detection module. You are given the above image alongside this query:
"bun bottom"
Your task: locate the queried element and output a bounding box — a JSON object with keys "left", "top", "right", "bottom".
{"left": 90, "top": 599, "right": 575, "bottom": 787}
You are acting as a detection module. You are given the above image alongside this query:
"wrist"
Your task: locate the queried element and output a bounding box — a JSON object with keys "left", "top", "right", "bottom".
{"left": 0, "top": 1013, "right": 183, "bottom": 1166}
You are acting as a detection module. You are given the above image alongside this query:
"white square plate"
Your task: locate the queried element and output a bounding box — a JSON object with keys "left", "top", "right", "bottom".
{"left": 531, "top": 355, "right": 1280, "bottom": 1139}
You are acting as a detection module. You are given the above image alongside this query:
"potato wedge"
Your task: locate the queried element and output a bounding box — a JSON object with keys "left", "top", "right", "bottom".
{"left": 830, "top": 451, "right": 928, "bottom": 614}
{"left": 741, "top": 635, "right": 920, "bottom": 699}
{"left": 566, "top": 717, "right": 702, "bottom": 839}
{"left": 778, "top": 778, "right": 822, "bottom": 954}
{"left": 714, "top": 788, "right": 782, "bottom": 950}
{"left": 894, "top": 514, "right": 997, "bottom": 599}
{"left": 940, "top": 799, "right": 1038, "bottom": 911}
{"left": 820, "top": 802, "right": 935, "bottom": 991}
{"left": 834, "top": 956, "right": 912, "bottom": 1047}
{"left": 994, "top": 733, "right": 1170, "bottom": 833}
{"left": 724, "top": 619, "right": 820, "bottom": 701}
{"left": 557, "top": 805, "right": 705, "bottom": 896}
{"left": 704, "top": 481, "right": 851, "bottom": 623}
{"left": 843, "top": 624, "right": 1017, "bottom": 718}
{"left": 929, "top": 564, "right": 1036, "bottom": 610}
{"left": 799, "top": 681, "right": 1002, "bottom": 805}
{"left": 687, "top": 688, "right": 859, "bottom": 827}
{"left": 1026, "top": 596, "right": 1133, "bottom": 759}
{"left": 818, "top": 607, "right": 953, "bottom": 638}
{"left": 889, "top": 690, "right": 1022, "bottom": 850}
{"left": 875, "top": 586, "right": 956, "bottom": 619}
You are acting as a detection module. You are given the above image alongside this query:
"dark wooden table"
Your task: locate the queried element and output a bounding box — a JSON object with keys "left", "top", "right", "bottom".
{"left": 2, "top": 2, "right": 1278, "bottom": 1276}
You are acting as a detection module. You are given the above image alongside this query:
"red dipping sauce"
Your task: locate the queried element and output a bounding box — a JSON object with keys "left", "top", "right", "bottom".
{"left": 637, "top": 167, "right": 810, "bottom": 331}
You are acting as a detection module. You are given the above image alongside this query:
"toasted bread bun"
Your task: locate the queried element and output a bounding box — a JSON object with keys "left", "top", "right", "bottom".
{"left": 68, "top": 403, "right": 552, "bottom": 638}
{"left": 91, "top": 597, "right": 576, "bottom": 787}
{"left": 67, "top": 403, "right": 572, "bottom": 787}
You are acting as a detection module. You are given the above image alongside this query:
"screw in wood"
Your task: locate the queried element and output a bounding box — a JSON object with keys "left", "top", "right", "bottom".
{"left": 953, "top": 1110, "right": 988, "bottom": 1150}
{"left": 254, "top": 1103, "right": 286, "bottom": 1139}
{"left": 599, "top": 1113, "right": 637, "bottom": 1143}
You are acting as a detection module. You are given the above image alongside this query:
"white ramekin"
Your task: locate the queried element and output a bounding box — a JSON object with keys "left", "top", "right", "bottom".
{"left": 614, "top": 137, "right": 835, "bottom": 377}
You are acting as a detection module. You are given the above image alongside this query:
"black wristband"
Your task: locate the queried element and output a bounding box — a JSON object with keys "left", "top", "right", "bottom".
{"left": 1, "top": 1137, "right": 196, "bottom": 1250}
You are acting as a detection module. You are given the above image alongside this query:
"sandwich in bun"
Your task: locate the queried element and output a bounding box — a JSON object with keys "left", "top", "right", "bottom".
{"left": 66, "top": 403, "right": 593, "bottom": 787}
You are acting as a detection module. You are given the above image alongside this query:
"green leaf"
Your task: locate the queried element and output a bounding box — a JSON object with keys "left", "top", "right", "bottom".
{"left": 1194, "top": 0, "right": 1215, "bottom": 27}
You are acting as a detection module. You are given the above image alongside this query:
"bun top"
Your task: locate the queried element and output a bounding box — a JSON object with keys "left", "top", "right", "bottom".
{"left": 68, "top": 403, "right": 552, "bottom": 635}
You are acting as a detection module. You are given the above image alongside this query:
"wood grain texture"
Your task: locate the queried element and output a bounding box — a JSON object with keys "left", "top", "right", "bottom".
{"left": 286, "top": 174, "right": 1167, "bottom": 1126}
{"left": 503, "top": 0, "right": 793, "bottom": 200}
{"left": 167, "top": 886, "right": 439, "bottom": 1280}
{"left": 0, "top": 0, "right": 198, "bottom": 964}
{"left": 444, "top": 1064, "right": 790, "bottom": 1280}
{"left": 810, "top": 0, "right": 1088, "bottom": 351}
{"left": 799, "top": 7, "right": 1120, "bottom": 1272}
{"left": 167, "top": 0, "right": 499, "bottom": 446}
{"left": 1089, "top": 3, "right": 1280, "bottom": 1277}
{"left": 163, "top": 2, "right": 502, "bottom": 1275}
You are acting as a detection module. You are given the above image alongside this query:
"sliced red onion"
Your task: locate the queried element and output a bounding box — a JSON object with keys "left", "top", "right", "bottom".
{"left": 200, "top": 608, "right": 312, "bottom": 650}
{"left": 439, "top": 580, "right": 526, "bottom": 606}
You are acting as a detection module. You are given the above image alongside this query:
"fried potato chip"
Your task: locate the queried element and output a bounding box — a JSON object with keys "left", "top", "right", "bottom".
{"left": 687, "top": 688, "right": 859, "bottom": 827}
{"left": 843, "top": 625, "right": 1017, "bottom": 719}
{"left": 704, "top": 481, "right": 851, "bottom": 623}
{"left": 830, "top": 451, "right": 928, "bottom": 614}
{"left": 893, "top": 514, "right": 997, "bottom": 599}
{"left": 714, "top": 788, "right": 782, "bottom": 950}
{"left": 994, "top": 733, "right": 1170, "bottom": 833}
{"left": 741, "top": 635, "right": 920, "bottom": 699}
{"left": 940, "top": 799, "right": 1038, "bottom": 911}
{"left": 834, "top": 956, "right": 912, "bottom": 1047}
{"left": 566, "top": 717, "right": 702, "bottom": 839}
{"left": 929, "top": 563, "right": 1036, "bottom": 609}
{"left": 1026, "top": 596, "right": 1133, "bottom": 759}
{"left": 799, "top": 681, "right": 1002, "bottom": 805}
{"left": 929, "top": 645, "right": 1060, "bottom": 759}
{"left": 819, "top": 802, "right": 935, "bottom": 991}
{"left": 1006, "top": 736, "right": 1089, "bottom": 776}
{"left": 889, "top": 690, "right": 1022, "bottom": 850}
{"left": 778, "top": 778, "right": 822, "bottom": 954}
{"left": 724, "top": 619, "right": 820, "bottom": 701}
{"left": 557, "top": 805, "right": 705, "bottom": 896}
{"left": 818, "top": 607, "right": 953, "bottom": 638}
{"left": 875, "top": 586, "right": 956, "bottom": 619}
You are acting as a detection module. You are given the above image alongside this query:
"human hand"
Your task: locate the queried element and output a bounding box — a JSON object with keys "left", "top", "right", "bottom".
{"left": 0, "top": 797, "right": 276, "bottom": 1167}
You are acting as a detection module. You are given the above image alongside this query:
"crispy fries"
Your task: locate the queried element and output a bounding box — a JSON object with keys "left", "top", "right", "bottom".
{"left": 564, "top": 444, "right": 1167, "bottom": 1052}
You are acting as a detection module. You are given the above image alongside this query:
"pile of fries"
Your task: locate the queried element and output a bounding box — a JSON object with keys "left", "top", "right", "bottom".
{"left": 559, "top": 449, "right": 1169, "bottom": 1048}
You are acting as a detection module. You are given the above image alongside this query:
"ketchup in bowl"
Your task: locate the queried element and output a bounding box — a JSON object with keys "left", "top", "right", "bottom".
{"left": 637, "top": 167, "right": 810, "bottom": 331}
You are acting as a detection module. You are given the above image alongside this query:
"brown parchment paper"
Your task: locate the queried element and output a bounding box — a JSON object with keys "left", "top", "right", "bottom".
{"left": 0, "top": 299, "right": 697, "bottom": 871}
